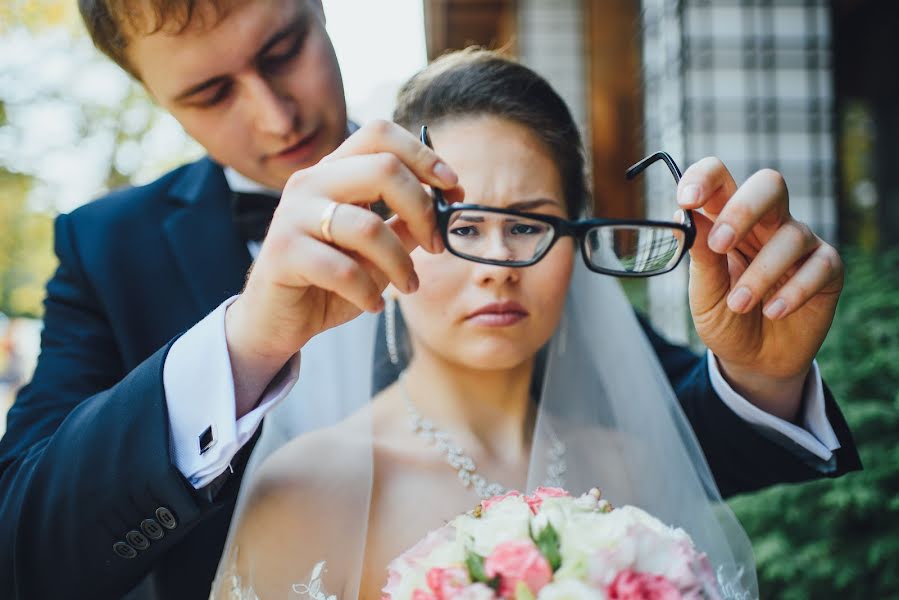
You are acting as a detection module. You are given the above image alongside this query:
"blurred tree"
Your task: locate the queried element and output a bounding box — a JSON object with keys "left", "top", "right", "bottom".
{"left": 730, "top": 248, "right": 899, "bottom": 599}
{"left": 1, "top": 0, "right": 80, "bottom": 34}
{"left": 0, "top": 8, "right": 199, "bottom": 318}
{"left": 0, "top": 167, "right": 55, "bottom": 318}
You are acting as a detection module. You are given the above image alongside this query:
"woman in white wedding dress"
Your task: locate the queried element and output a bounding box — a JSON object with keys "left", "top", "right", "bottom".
{"left": 212, "top": 49, "right": 758, "bottom": 600}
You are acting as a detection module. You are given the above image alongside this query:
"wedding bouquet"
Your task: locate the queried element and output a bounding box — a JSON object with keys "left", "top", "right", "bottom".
{"left": 382, "top": 488, "right": 720, "bottom": 600}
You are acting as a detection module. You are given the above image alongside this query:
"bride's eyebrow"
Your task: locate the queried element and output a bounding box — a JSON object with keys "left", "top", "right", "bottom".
{"left": 505, "top": 198, "right": 560, "bottom": 211}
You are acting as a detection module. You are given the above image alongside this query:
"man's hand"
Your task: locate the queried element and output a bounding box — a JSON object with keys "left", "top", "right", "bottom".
{"left": 225, "top": 120, "right": 458, "bottom": 415}
{"left": 678, "top": 158, "right": 844, "bottom": 421}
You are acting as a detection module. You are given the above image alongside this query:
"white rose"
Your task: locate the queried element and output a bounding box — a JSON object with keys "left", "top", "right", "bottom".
{"left": 455, "top": 583, "right": 498, "bottom": 599}
{"left": 536, "top": 580, "right": 606, "bottom": 600}
{"left": 453, "top": 496, "right": 531, "bottom": 557}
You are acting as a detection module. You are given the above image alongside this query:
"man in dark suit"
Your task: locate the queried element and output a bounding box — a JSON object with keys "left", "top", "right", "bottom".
{"left": 0, "top": 1, "right": 861, "bottom": 599}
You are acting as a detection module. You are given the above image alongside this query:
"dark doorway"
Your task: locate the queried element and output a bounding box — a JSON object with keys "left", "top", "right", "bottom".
{"left": 833, "top": 0, "right": 899, "bottom": 249}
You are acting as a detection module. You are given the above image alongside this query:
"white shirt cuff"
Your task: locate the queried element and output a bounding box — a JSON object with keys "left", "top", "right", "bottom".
{"left": 707, "top": 350, "right": 840, "bottom": 462}
{"left": 163, "top": 296, "right": 301, "bottom": 489}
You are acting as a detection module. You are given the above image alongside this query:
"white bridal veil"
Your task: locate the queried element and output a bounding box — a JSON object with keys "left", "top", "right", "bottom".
{"left": 210, "top": 252, "right": 758, "bottom": 599}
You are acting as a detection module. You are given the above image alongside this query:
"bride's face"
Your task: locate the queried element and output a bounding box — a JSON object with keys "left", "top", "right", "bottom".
{"left": 399, "top": 116, "right": 575, "bottom": 371}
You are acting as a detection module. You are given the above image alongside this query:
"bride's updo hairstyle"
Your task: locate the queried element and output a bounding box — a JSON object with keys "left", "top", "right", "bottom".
{"left": 393, "top": 48, "right": 591, "bottom": 219}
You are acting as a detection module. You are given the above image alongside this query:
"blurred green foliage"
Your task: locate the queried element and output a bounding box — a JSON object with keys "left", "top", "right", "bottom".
{"left": 0, "top": 168, "right": 56, "bottom": 318}
{"left": 730, "top": 248, "right": 899, "bottom": 599}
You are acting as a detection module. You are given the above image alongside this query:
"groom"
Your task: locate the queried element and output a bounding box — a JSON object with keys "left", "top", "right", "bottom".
{"left": 0, "top": 0, "right": 860, "bottom": 599}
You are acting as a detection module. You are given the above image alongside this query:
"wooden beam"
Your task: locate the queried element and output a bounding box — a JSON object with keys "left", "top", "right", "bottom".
{"left": 424, "top": 0, "right": 517, "bottom": 60}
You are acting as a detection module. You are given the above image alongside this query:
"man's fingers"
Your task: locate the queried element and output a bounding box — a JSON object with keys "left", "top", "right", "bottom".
{"left": 725, "top": 219, "right": 818, "bottom": 314}
{"left": 275, "top": 236, "right": 385, "bottom": 313}
{"left": 287, "top": 153, "right": 439, "bottom": 253}
{"left": 760, "top": 243, "right": 844, "bottom": 320}
{"left": 387, "top": 216, "right": 425, "bottom": 254}
{"left": 322, "top": 119, "right": 458, "bottom": 189}
{"left": 705, "top": 169, "right": 790, "bottom": 254}
{"left": 677, "top": 157, "right": 738, "bottom": 215}
{"left": 313, "top": 201, "right": 420, "bottom": 294}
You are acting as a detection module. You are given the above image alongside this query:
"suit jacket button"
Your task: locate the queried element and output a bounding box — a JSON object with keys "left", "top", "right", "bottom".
{"left": 125, "top": 530, "right": 149, "bottom": 550}
{"left": 140, "top": 518, "right": 164, "bottom": 540}
{"left": 113, "top": 542, "right": 137, "bottom": 559}
{"left": 155, "top": 507, "right": 177, "bottom": 530}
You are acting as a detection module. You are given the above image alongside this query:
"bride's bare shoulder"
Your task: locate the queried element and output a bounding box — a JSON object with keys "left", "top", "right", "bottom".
{"left": 246, "top": 408, "right": 373, "bottom": 503}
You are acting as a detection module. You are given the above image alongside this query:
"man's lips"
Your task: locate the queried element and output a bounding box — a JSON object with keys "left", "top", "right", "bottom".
{"left": 268, "top": 127, "right": 322, "bottom": 162}
{"left": 466, "top": 301, "right": 529, "bottom": 326}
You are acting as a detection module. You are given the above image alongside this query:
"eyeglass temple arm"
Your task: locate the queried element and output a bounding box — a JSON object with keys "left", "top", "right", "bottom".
{"left": 625, "top": 151, "right": 683, "bottom": 183}
{"left": 420, "top": 125, "right": 448, "bottom": 207}
{"left": 624, "top": 151, "right": 694, "bottom": 239}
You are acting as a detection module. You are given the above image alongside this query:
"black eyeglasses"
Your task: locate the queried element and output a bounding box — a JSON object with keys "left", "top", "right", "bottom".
{"left": 420, "top": 126, "right": 695, "bottom": 277}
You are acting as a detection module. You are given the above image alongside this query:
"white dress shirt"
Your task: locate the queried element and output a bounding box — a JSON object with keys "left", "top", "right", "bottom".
{"left": 162, "top": 167, "right": 841, "bottom": 489}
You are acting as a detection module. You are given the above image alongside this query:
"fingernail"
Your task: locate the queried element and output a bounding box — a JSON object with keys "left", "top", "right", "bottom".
{"left": 679, "top": 184, "right": 700, "bottom": 207}
{"left": 432, "top": 231, "right": 445, "bottom": 254}
{"left": 709, "top": 224, "right": 735, "bottom": 253}
{"left": 764, "top": 298, "right": 786, "bottom": 320}
{"left": 407, "top": 272, "right": 420, "bottom": 293}
{"left": 728, "top": 287, "right": 752, "bottom": 312}
{"left": 433, "top": 161, "right": 458, "bottom": 186}
{"left": 373, "top": 297, "right": 385, "bottom": 312}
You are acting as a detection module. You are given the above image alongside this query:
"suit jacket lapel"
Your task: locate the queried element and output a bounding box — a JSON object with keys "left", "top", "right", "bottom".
{"left": 163, "top": 158, "right": 253, "bottom": 315}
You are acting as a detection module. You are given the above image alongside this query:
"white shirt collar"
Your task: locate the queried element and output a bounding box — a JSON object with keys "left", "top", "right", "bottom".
{"left": 222, "top": 167, "right": 279, "bottom": 195}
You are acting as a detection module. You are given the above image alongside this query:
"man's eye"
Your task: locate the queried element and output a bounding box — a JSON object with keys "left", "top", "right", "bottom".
{"left": 196, "top": 83, "right": 232, "bottom": 108}
{"left": 260, "top": 35, "right": 304, "bottom": 73}
{"left": 450, "top": 226, "right": 479, "bottom": 237}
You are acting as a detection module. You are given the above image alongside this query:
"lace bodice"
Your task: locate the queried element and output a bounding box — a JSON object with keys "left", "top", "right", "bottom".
{"left": 214, "top": 554, "right": 337, "bottom": 600}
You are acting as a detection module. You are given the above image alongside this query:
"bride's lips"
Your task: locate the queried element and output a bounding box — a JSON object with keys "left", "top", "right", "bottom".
{"left": 465, "top": 301, "right": 529, "bottom": 327}
{"left": 267, "top": 127, "right": 323, "bottom": 165}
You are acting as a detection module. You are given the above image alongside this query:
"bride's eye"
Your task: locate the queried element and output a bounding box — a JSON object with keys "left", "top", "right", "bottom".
{"left": 509, "top": 223, "right": 547, "bottom": 235}
{"left": 449, "top": 225, "right": 479, "bottom": 237}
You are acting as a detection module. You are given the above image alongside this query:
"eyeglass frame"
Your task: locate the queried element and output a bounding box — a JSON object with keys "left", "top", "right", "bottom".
{"left": 420, "top": 125, "right": 696, "bottom": 278}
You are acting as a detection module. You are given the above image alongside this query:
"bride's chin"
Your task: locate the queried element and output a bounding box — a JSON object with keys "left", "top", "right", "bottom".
{"left": 447, "top": 342, "right": 536, "bottom": 372}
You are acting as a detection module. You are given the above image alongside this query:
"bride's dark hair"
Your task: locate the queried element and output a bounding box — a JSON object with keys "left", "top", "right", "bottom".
{"left": 393, "top": 48, "right": 591, "bottom": 219}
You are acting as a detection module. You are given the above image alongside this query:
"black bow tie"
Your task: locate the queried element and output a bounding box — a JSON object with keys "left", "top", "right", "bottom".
{"left": 231, "top": 191, "right": 280, "bottom": 242}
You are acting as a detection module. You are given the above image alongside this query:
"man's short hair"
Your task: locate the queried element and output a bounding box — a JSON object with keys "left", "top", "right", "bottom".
{"left": 78, "top": 0, "right": 232, "bottom": 79}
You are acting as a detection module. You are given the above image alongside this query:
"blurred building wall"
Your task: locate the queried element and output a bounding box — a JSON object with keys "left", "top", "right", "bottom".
{"left": 642, "top": 0, "right": 835, "bottom": 342}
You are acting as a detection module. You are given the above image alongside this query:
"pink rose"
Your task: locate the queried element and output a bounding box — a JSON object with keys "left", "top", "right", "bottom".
{"left": 607, "top": 569, "right": 682, "bottom": 600}
{"left": 484, "top": 540, "right": 552, "bottom": 598}
{"left": 481, "top": 491, "right": 522, "bottom": 513}
{"left": 426, "top": 566, "right": 470, "bottom": 600}
{"left": 524, "top": 487, "right": 569, "bottom": 514}
{"left": 413, "top": 590, "right": 438, "bottom": 600}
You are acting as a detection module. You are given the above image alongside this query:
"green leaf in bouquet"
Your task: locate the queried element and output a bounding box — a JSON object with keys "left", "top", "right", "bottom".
{"left": 465, "top": 552, "right": 501, "bottom": 592}
{"left": 532, "top": 522, "right": 562, "bottom": 572}
{"left": 466, "top": 552, "right": 489, "bottom": 583}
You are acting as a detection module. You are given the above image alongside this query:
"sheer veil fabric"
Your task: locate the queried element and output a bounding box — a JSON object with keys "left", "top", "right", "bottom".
{"left": 211, "top": 258, "right": 758, "bottom": 599}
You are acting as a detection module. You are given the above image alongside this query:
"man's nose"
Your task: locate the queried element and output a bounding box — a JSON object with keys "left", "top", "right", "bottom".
{"left": 245, "top": 74, "right": 297, "bottom": 137}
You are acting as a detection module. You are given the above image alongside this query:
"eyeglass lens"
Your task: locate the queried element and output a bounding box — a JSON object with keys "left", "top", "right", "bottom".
{"left": 445, "top": 209, "right": 557, "bottom": 265}
{"left": 585, "top": 225, "right": 686, "bottom": 275}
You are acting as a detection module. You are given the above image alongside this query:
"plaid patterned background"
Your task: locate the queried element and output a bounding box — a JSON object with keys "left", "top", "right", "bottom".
{"left": 642, "top": 0, "right": 835, "bottom": 342}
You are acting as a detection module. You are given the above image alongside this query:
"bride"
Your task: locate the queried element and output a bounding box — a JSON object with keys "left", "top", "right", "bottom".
{"left": 212, "top": 48, "right": 847, "bottom": 600}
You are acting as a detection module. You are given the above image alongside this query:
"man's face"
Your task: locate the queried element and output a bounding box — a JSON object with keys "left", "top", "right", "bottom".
{"left": 127, "top": 0, "right": 347, "bottom": 189}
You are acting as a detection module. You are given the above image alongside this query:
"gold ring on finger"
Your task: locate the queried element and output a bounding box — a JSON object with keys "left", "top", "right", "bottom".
{"left": 319, "top": 201, "right": 340, "bottom": 244}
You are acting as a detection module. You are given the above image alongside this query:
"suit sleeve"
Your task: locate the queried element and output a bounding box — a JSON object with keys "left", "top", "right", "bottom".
{"left": 0, "top": 214, "right": 248, "bottom": 599}
{"left": 637, "top": 314, "right": 862, "bottom": 498}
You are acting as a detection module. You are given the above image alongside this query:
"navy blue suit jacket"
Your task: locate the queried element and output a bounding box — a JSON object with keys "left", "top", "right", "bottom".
{"left": 0, "top": 158, "right": 861, "bottom": 599}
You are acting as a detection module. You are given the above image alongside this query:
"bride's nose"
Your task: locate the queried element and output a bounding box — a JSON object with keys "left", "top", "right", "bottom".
{"left": 472, "top": 257, "right": 520, "bottom": 287}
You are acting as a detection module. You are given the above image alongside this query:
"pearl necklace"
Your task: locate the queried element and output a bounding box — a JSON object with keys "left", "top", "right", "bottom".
{"left": 400, "top": 374, "right": 567, "bottom": 499}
